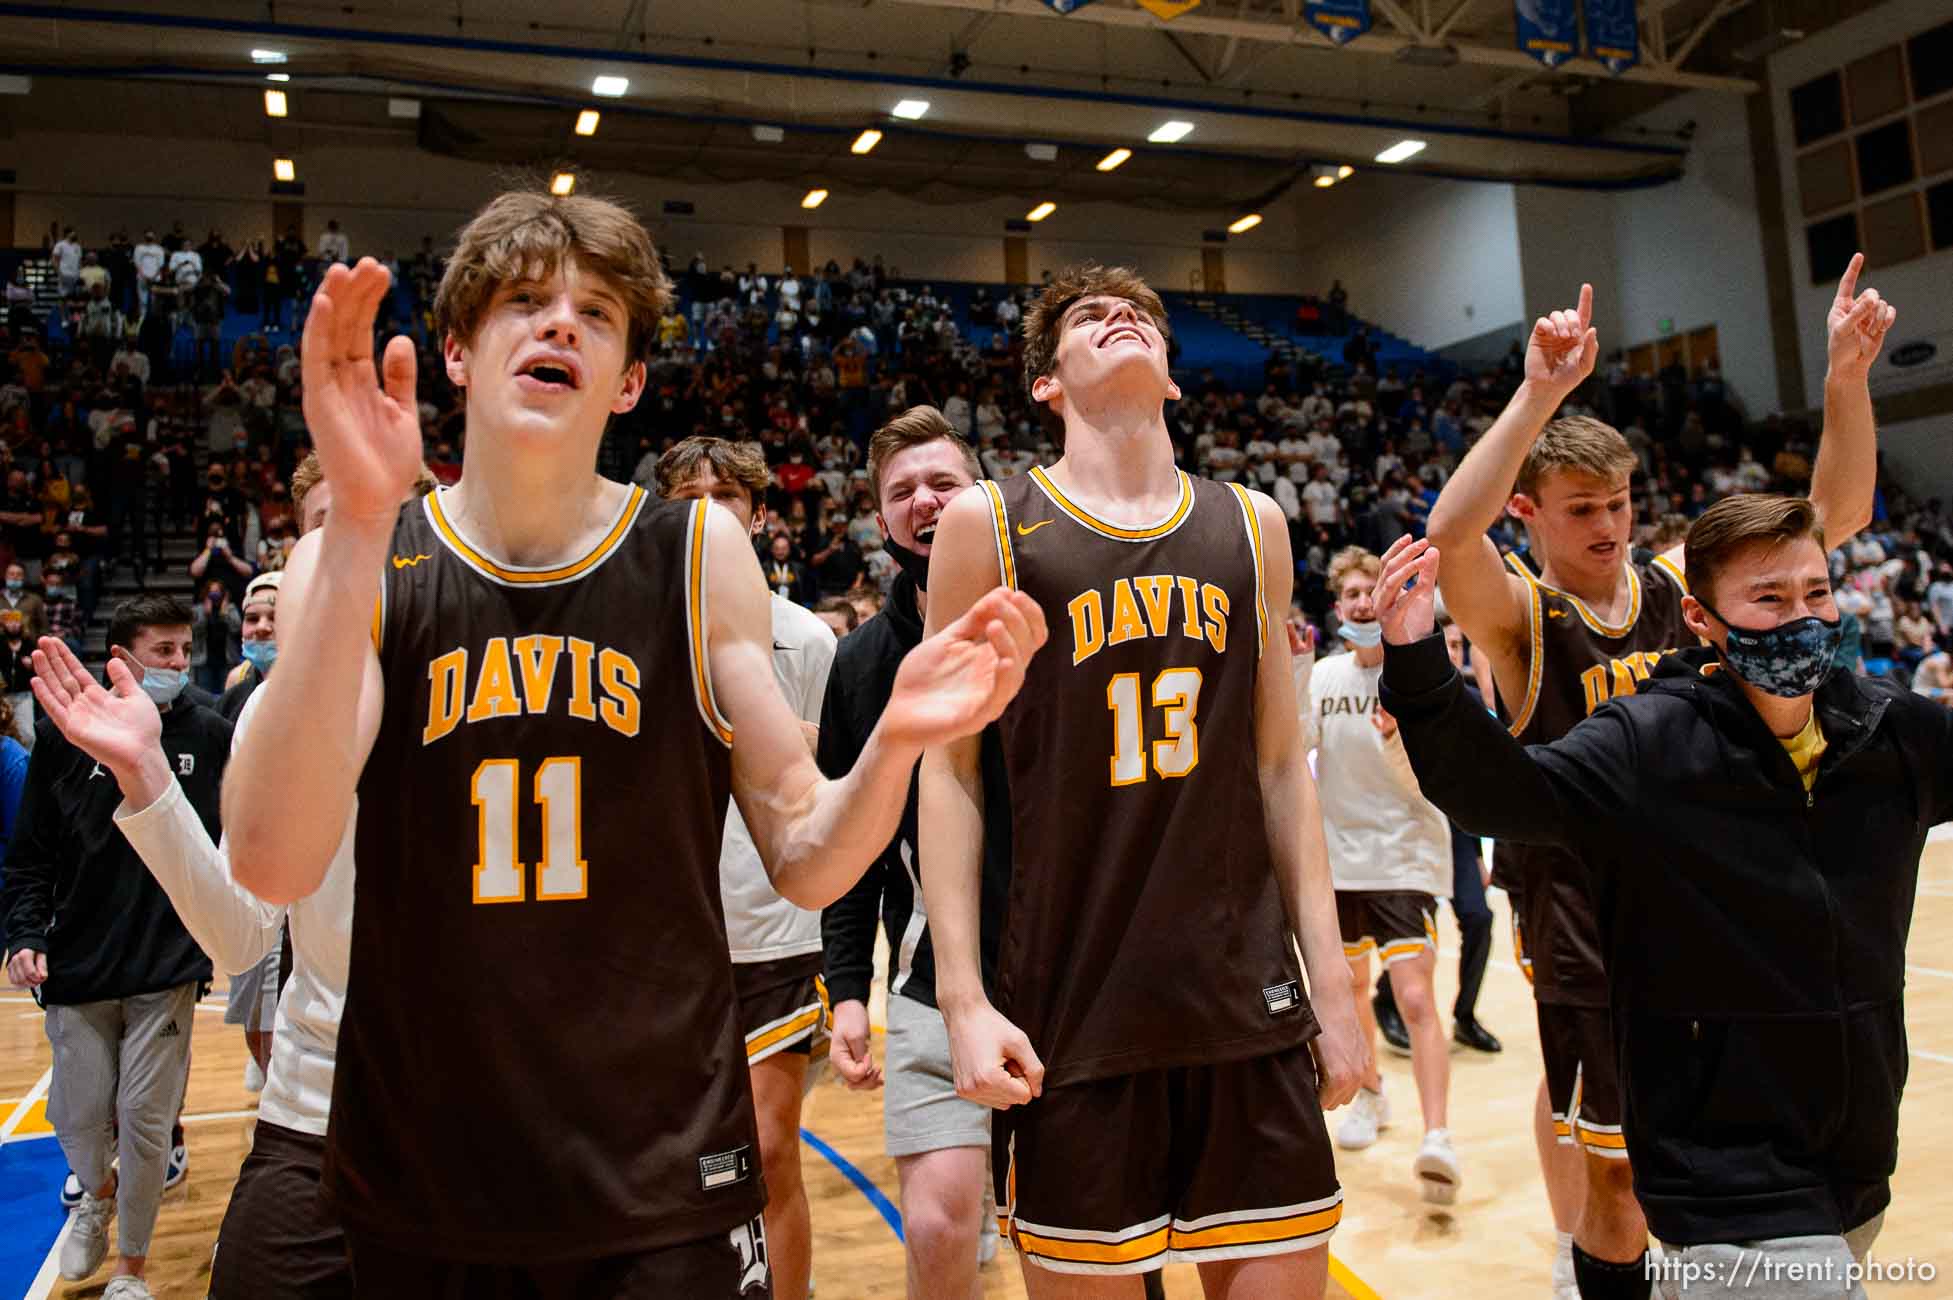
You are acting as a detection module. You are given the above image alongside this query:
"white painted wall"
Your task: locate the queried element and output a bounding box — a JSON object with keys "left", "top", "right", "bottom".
{"left": 1875, "top": 412, "right": 1953, "bottom": 505}
{"left": 1767, "top": 0, "right": 1953, "bottom": 410}
{"left": 1513, "top": 185, "right": 1623, "bottom": 353}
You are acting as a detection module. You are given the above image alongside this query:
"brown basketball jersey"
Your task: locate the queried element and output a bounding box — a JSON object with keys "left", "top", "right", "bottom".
{"left": 977, "top": 467, "right": 1316, "bottom": 1090}
{"left": 326, "top": 487, "right": 763, "bottom": 1261}
{"left": 1495, "top": 549, "right": 1692, "bottom": 1006}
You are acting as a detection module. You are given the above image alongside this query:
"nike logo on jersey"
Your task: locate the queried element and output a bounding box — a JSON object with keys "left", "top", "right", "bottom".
{"left": 1547, "top": 608, "right": 1567, "bottom": 619}
{"left": 392, "top": 554, "right": 432, "bottom": 570}
{"left": 1016, "top": 520, "right": 1054, "bottom": 537}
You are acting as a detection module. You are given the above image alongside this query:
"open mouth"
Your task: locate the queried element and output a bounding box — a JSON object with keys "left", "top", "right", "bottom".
{"left": 516, "top": 355, "right": 582, "bottom": 391}
{"left": 1099, "top": 327, "right": 1147, "bottom": 349}
{"left": 914, "top": 522, "right": 938, "bottom": 546}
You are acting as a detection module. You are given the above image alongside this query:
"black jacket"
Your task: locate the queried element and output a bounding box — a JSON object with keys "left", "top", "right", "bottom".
{"left": 0, "top": 698, "right": 232, "bottom": 1004}
{"left": 818, "top": 574, "right": 1012, "bottom": 1011}
{"left": 1381, "top": 635, "right": 1950, "bottom": 1246}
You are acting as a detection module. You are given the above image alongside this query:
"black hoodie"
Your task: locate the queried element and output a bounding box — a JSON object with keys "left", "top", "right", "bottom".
{"left": 818, "top": 573, "right": 1013, "bottom": 1011}
{"left": 1381, "top": 635, "right": 1951, "bottom": 1246}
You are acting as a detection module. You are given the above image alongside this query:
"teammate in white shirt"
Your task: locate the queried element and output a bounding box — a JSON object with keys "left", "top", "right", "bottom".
{"left": 1298, "top": 546, "right": 1461, "bottom": 1204}
{"left": 655, "top": 435, "right": 836, "bottom": 1300}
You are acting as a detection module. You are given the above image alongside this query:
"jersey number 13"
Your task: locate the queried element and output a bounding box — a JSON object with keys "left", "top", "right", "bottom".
{"left": 1107, "top": 668, "right": 1203, "bottom": 787}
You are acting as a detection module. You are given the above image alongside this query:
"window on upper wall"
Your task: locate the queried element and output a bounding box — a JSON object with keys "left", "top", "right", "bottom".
{"left": 1794, "top": 19, "right": 1953, "bottom": 281}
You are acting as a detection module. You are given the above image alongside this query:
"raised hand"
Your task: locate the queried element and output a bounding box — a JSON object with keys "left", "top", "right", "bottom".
{"left": 1376, "top": 536, "right": 1440, "bottom": 646}
{"left": 1525, "top": 282, "right": 1599, "bottom": 398}
{"left": 29, "top": 636, "right": 160, "bottom": 776}
{"left": 1286, "top": 618, "right": 1316, "bottom": 659}
{"left": 301, "top": 258, "right": 424, "bottom": 529}
{"left": 1825, "top": 253, "right": 1898, "bottom": 382}
{"left": 882, "top": 587, "right": 1047, "bottom": 750}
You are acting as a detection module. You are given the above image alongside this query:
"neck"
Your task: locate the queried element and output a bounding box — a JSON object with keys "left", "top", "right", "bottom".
{"left": 1352, "top": 640, "right": 1384, "bottom": 668}
{"left": 1048, "top": 400, "right": 1178, "bottom": 506}
{"left": 1537, "top": 548, "right": 1630, "bottom": 610}
{"left": 444, "top": 418, "right": 621, "bottom": 566}
{"left": 1736, "top": 677, "right": 1814, "bottom": 739}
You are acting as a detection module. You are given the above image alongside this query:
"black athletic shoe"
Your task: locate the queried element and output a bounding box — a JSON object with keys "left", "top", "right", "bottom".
{"left": 1373, "top": 993, "right": 1412, "bottom": 1056}
{"left": 1452, "top": 1017, "right": 1503, "bottom": 1054}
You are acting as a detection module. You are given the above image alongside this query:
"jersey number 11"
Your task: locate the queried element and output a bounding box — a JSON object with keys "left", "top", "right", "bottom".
{"left": 470, "top": 758, "right": 588, "bottom": 903}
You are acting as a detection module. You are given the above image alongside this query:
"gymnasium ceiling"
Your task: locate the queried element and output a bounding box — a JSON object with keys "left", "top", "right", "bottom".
{"left": 0, "top": 0, "right": 1889, "bottom": 207}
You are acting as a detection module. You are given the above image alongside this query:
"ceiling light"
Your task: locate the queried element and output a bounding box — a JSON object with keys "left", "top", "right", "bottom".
{"left": 1097, "top": 147, "right": 1132, "bottom": 172}
{"left": 1374, "top": 138, "right": 1427, "bottom": 164}
{"left": 273, "top": 157, "right": 296, "bottom": 182}
{"left": 1148, "top": 120, "right": 1194, "bottom": 144}
{"left": 1228, "top": 213, "right": 1262, "bottom": 234}
{"left": 550, "top": 171, "right": 576, "bottom": 196}
{"left": 250, "top": 49, "right": 287, "bottom": 65}
{"left": 891, "top": 99, "right": 931, "bottom": 120}
{"left": 1338, "top": 164, "right": 1354, "bottom": 179}
{"left": 1025, "top": 142, "right": 1058, "bottom": 161}
{"left": 388, "top": 98, "right": 420, "bottom": 119}
{"left": 1026, "top": 201, "right": 1056, "bottom": 222}
{"left": 851, "top": 129, "right": 883, "bottom": 155}
{"left": 265, "top": 72, "right": 290, "bottom": 83}
{"left": 591, "top": 75, "right": 629, "bottom": 98}
{"left": 1314, "top": 174, "right": 1337, "bottom": 188}
{"left": 752, "top": 124, "right": 785, "bottom": 143}
{"left": 802, "top": 189, "right": 829, "bottom": 209}
{"left": 575, "top": 109, "right": 600, "bottom": 136}
{"left": 263, "top": 88, "right": 288, "bottom": 118}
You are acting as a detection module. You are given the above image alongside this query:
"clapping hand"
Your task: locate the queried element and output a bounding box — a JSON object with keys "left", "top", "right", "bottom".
{"left": 1375, "top": 536, "right": 1441, "bottom": 646}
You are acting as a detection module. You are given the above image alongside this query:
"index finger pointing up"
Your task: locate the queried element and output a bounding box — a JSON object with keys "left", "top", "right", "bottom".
{"left": 1577, "top": 282, "right": 1593, "bottom": 331}
{"left": 1836, "top": 251, "right": 1864, "bottom": 303}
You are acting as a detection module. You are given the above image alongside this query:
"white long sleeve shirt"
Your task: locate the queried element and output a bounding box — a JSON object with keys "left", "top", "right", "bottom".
{"left": 114, "top": 688, "right": 352, "bottom": 1136}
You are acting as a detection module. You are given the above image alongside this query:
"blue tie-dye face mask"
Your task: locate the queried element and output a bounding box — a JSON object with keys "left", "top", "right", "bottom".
{"left": 1698, "top": 601, "right": 1841, "bottom": 698}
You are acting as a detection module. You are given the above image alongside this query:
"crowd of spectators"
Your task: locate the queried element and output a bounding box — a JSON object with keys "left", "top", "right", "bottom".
{"left": 5, "top": 218, "right": 1951, "bottom": 713}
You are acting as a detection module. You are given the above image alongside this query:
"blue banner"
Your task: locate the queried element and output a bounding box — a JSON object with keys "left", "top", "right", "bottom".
{"left": 1040, "top": 0, "right": 1098, "bottom": 11}
{"left": 1583, "top": 0, "right": 1640, "bottom": 74}
{"left": 1303, "top": 0, "right": 1371, "bottom": 45}
{"left": 1514, "top": 0, "right": 1577, "bottom": 67}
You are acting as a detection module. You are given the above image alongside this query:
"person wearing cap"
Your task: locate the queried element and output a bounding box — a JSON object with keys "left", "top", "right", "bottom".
{"left": 218, "top": 572, "right": 278, "bottom": 724}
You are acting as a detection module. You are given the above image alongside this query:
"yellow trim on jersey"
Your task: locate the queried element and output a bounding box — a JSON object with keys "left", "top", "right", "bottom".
{"left": 1226, "top": 482, "right": 1267, "bottom": 656}
{"left": 1503, "top": 552, "right": 1545, "bottom": 739}
{"left": 686, "top": 499, "right": 735, "bottom": 748}
{"left": 1028, "top": 465, "right": 1194, "bottom": 542}
{"left": 425, "top": 484, "right": 645, "bottom": 586}
{"left": 1167, "top": 1202, "right": 1343, "bottom": 1252}
{"left": 979, "top": 479, "right": 1017, "bottom": 590}
{"left": 1577, "top": 1125, "right": 1629, "bottom": 1151}
{"left": 1013, "top": 1223, "right": 1170, "bottom": 1268}
{"left": 745, "top": 1005, "right": 823, "bottom": 1061}
{"left": 1652, "top": 550, "right": 1689, "bottom": 593}
{"left": 1531, "top": 563, "right": 1643, "bottom": 638}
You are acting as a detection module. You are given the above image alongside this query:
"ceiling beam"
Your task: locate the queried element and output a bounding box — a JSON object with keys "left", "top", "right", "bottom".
{"left": 1659, "top": 0, "right": 1748, "bottom": 71}
{"left": 874, "top": 0, "right": 1757, "bottom": 91}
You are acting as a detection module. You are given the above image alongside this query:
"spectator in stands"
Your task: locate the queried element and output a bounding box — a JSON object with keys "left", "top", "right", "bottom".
{"left": 190, "top": 580, "right": 242, "bottom": 697}
{"left": 190, "top": 518, "right": 253, "bottom": 608}
{"left": 813, "top": 595, "right": 858, "bottom": 638}
{"left": 190, "top": 275, "right": 230, "bottom": 379}
{"left": 1896, "top": 600, "right": 1934, "bottom": 676}
{"left": 316, "top": 219, "right": 350, "bottom": 265}
{"left": 810, "top": 515, "right": 863, "bottom": 597}
{"left": 980, "top": 433, "right": 1033, "bottom": 481}
{"left": 0, "top": 609, "right": 33, "bottom": 747}
{"left": 218, "top": 571, "right": 279, "bottom": 722}
{"left": 53, "top": 228, "right": 84, "bottom": 300}
{"left": 39, "top": 567, "right": 81, "bottom": 657}
{"left": 942, "top": 380, "right": 973, "bottom": 438}
{"left": 1304, "top": 460, "right": 1343, "bottom": 534}
{"left": 1928, "top": 564, "right": 1953, "bottom": 639}
{"left": 0, "top": 692, "right": 25, "bottom": 840}
{"left": 0, "top": 469, "right": 47, "bottom": 577}
{"left": 78, "top": 251, "right": 110, "bottom": 301}
{"left": 131, "top": 231, "right": 166, "bottom": 316}
{"left": 5, "top": 265, "right": 35, "bottom": 334}
{"left": 2, "top": 563, "right": 46, "bottom": 641}
{"left": 1915, "top": 643, "right": 1953, "bottom": 701}
{"left": 763, "top": 531, "right": 816, "bottom": 607}
{"left": 1328, "top": 278, "right": 1349, "bottom": 334}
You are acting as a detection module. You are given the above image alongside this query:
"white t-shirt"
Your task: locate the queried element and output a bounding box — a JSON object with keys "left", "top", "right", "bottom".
{"left": 115, "top": 688, "right": 353, "bottom": 1136}
{"left": 943, "top": 394, "right": 973, "bottom": 436}
{"left": 133, "top": 242, "right": 166, "bottom": 282}
{"left": 1303, "top": 479, "right": 1341, "bottom": 526}
{"left": 721, "top": 595, "right": 837, "bottom": 962}
{"left": 53, "top": 239, "right": 83, "bottom": 279}
{"left": 168, "top": 248, "right": 202, "bottom": 290}
{"left": 1278, "top": 437, "right": 1311, "bottom": 483}
{"left": 1300, "top": 650, "right": 1449, "bottom": 895}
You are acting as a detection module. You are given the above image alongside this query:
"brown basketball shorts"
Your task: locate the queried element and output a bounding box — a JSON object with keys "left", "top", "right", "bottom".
{"left": 1537, "top": 1001, "right": 1626, "bottom": 1160}
{"left": 993, "top": 1044, "right": 1342, "bottom": 1276}
{"left": 209, "top": 1119, "right": 352, "bottom": 1300}
{"left": 732, "top": 953, "right": 830, "bottom": 1065}
{"left": 1336, "top": 890, "right": 1439, "bottom": 966}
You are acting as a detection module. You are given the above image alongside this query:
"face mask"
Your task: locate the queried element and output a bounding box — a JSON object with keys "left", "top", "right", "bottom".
{"left": 1699, "top": 601, "right": 1841, "bottom": 699}
{"left": 242, "top": 640, "right": 277, "bottom": 674}
{"left": 1338, "top": 619, "right": 1383, "bottom": 648}
{"left": 139, "top": 666, "right": 188, "bottom": 707}
{"left": 45, "top": 587, "right": 67, "bottom": 603}
{"left": 881, "top": 534, "right": 933, "bottom": 590}
{"left": 4, "top": 580, "right": 18, "bottom": 595}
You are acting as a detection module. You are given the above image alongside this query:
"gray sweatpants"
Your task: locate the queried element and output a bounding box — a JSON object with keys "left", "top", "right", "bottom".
{"left": 44, "top": 983, "right": 198, "bottom": 1259}
{"left": 1656, "top": 1214, "right": 1885, "bottom": 1299}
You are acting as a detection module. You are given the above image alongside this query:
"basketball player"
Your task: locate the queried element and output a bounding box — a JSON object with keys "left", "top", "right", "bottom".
{"left": 820, "top": 407, "right": 1008, "bottom": 1300}
{"left": 920, "top": 266, "right": 1363, "bottom": 1298}
{"left": 1301, "top": 546, "right": 1459, "bottom": 1203}
{"left": 222, "top": 191, "right": 1045, "bottom": 1296}
{"left": 1424, "top": 265, "right": 1892, "bottom": 1298}
{"left": 656, "top": 434, "right": 837, "bottom": 1300}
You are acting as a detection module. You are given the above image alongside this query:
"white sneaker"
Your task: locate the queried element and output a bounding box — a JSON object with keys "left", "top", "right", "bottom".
{"left": 1413, "top": 1128, "right": 1461, "bottom": 1205}
{"left": 103, "top": 1277, "right": 154, "bottom": 1300}
{"left": 60, "top": 1189, "right": 114, "bottom": 1280}
{"left": 244, "top": 1058, "right": 265, "bottom": 1093}
{"left": 1552, "top": 1231, "right": 1577, "bottom": 1300}
{"left": 1334, "top": 1087, "right": 1388, "bottom": 1150}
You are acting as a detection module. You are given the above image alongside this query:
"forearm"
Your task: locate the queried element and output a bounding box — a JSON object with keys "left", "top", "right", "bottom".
{"left": 1811, "top": 372, "right": 1877, "bottom": 548}
{"left": 917, "top": 745, "right": 989, "bottom": 1010}
{"left": 1426, "top": 381, "right": 1561, "bottom": 543}
{"left": 225, "top": 519, "right": 386, "bottom": 902}
{"left": 766, "top": 725, "right": 922, "bottom": 909}
{"left": 114, "top": 777, "right": 280, "bottom": 974}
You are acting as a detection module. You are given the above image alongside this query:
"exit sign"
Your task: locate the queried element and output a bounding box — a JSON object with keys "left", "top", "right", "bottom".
{"left": 1657, "top": 317, "right": 1674, "bottom": 335}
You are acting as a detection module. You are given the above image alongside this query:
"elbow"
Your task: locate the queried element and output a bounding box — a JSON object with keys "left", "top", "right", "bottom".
{"left": 225, "top": 823, "right": 314, "bottom": 906}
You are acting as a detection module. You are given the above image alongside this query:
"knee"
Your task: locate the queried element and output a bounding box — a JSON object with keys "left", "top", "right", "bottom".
{"left": 1394, "top": 970, "right": 1439, "bottom": 1024}
{"left": 1586, "top": 1155, "right": 1636, "bottom": 1199}
{"left": 903, "top": 1184, "right": 981, "bottom": 1258}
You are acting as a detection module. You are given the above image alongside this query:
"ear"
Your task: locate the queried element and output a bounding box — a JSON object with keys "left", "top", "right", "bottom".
{"left": 442, "top": 333, "right": 469, "bottom": 389}
{"left": 1030, "top": 373, "right": 1061, "bottom": 406}
{"left": 1681, "top": 593, "right": 1720, "bottom": 646}
{"left": 1506, "top": 492, "right": 1535, "bottom": 523}
{"left": 1165, "top": 377, "right": 1183, "bottom": 402}
{"left": 612, "top": 360, "right": 648, "bottom": 415}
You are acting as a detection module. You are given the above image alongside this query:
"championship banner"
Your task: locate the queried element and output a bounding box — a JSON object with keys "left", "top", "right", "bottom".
{"left": 1040, "top": 0, "right": 1099, "bottom": 12}
{"left": 1583, "top": 0, "right": 1640, "bottom": 75}
{"left": 1135, "top": 0, "right": 1203, "bottom": 18}
{"left": 1514, "top": 0, "right": 1577, "bottom": 67}
{"left": 1303, "top": 0, "right": 1372, "bottom": 45}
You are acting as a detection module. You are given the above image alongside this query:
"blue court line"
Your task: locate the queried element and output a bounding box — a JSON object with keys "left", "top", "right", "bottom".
{"left": 801, "top": 1128, "right": 904, "bottom": 1243}
{"left": 0, "top": 1136, "right": 69, "bottom": 1298}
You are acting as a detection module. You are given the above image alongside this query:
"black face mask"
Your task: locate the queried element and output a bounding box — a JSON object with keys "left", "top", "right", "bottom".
{"left": 881, "top": 535, "right": 933, "bottom": 590}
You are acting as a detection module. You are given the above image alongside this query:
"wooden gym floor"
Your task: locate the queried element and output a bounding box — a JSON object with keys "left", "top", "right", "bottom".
{"left": 5, "top": 839, "right": 1953, "bottom": 1299}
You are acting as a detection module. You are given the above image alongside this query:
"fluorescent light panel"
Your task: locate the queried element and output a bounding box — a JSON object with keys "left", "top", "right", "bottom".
{"left": 250, "top": 49, "right": 286, "bottom": 64}
{"left": 1374, "top": 138, "right": 1427, "bottom": 164}
{"left": 1026, "top": 201, "right": 1056, "bottom": 222}
{"left": 891, "top": 99, "right": 930, "bottom": 120}
{"left": 1097, "top": 147, "right": 1132, "bottom": 172}
{"left": 273, "top": 157, "right": 296, "bottom": 182}
{"left": 851, "top": 129, "right": 883, "bottom": 154}
{"left": 802, "top": 189, "right": 829, "bottom": 209}
{"left": 263, "top": 88, "right": 288, "bottom": 118}
{"left": 591, "top": 75, "right": 629, "bottom": 98}
{"left": 265, "top": 72, "right": 290, "bottom": 83}
{"left": 575, "top": 109, "right": 600, "bottom": 136}
{"left": 1148, "top": 120, "right": 1193, "bottom": 143}
{"left": 550, "top": 171, "right": 576, "bottom": 196}
{"left": 1228, "top": 213, "right": 1262, "bottom": 234}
